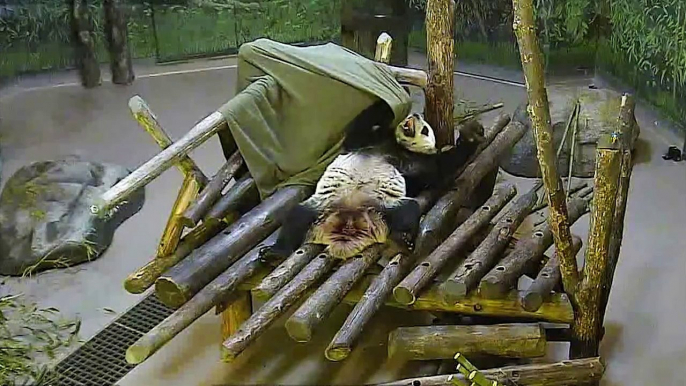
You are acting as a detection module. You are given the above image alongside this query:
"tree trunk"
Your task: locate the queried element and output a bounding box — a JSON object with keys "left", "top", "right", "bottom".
{"left": 104, "top": 0, "right": 134, "bottom": 84}
{"left": 70, "top": 0, "right": 101, "bottom": 88}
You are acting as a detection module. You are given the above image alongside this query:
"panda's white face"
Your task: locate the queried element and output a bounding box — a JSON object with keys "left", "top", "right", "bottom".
{"left": 395, "top": 113, "right": 439, "bottom": 154}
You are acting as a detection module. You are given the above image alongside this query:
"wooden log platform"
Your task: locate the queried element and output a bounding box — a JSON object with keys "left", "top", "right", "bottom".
{"left": 203, "top": 175, "right": 260, "bottom": 227}
{"left": 377, "top": 357, "right": 605, "bottom": 386}
{"left": 253, "top": 244, "right": 325, "bottom": 299}
{"left": 387, "top": 323, "right": 547, "bottom": 361}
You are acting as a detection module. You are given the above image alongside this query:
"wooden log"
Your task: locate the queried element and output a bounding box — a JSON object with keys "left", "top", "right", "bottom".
{"left": 376, "top": 357, "right": 604, "bottom": 386}
{"left": 204, "top": 174, "right": 259, "bottom": 226}
{"left": 286, "top": 244, "right": 385, "bottom": 342}
{"left": 103, "top": 0, "right": 134, "bottom": 85}
{"left": 156, "top": 175, "right": 202, "bottom": 257}
{"left": 387, "top": 65, "right": 428, "bottom": 88}
{"left": 95, "top": 111, "right": 227, "bottom": 215}
{"left": 325, "top": 251, "right": 411, "bottom": 362}
{"left": 253, "top": 244, "right": 324, "bottom": 299}
{"left": 221, "top": 252, "right": 338, "bottom": 361}
{"left": 570, "top": 134, "right": 623, "bottom": 359}
{"left": 478, "top": 197, "right": 590, "bottom": 299}
{"left": 219, "top": 291, "right": 252, "bottom": 362}
{"left": 128, "top": 96, "right": 208, "bottom": 186}
{"left": 388, "top": 323, "right": 547, "bottom": 361}
{"left": 181, "top": 151, "right": 244, "bottom": 227}
{"left": 424, "top": 0, "right": 456, "bottom": 147}
{"left": 439, "top": 185, "right": 539, "bottom": 303}
{"left": 155, "top": 185, "right": 311, "bottom": 308}
{"left": 394, "top": 185, "right": 517, "bottom": 305}
{"left": 520, "top": 235, "right": 582, "bottom": 312}
{"left": 415, "top": 121, "right": 527, "bottom": 257}
{"left": 512, "top": 0, "right": 578, "bottom": 297}
{"left": 375, "top": 32, "right": 393, "bottom": 63}
{"left": 599, "top": 94, "right": 636, "bottom": 324}
{"left": 125, "top": 230, "right": 279, "bottom": 365}
{"left": 69, "top": 0, "right": 101, "bottom": 88}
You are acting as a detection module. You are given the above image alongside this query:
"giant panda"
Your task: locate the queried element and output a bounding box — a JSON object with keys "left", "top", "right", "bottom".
{"left": 259, "top": 99, "right": 484, "bottom": 262}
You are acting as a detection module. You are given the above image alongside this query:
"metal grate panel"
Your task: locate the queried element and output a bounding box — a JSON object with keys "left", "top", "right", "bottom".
{"left": 47, "top": 294, "right": 174, "bottom": 386}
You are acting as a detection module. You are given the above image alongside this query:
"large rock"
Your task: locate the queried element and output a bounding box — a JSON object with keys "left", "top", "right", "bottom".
{"left": 500, "top": 86, "right": 641, "bottom": 178}
{"left": 0, "top": 157, "right": 145, "bottom": 276}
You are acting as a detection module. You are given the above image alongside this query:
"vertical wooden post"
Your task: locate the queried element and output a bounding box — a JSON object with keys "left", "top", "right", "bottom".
{"left": 104, "top": 0, "right": 135, "bottom": 85}
{"left": 69, "top": 0, "right": 101, "bottom": 88}
{"left": 511, "top": 0, "right": 578, "bottom": 295}
{"left": 424, "top": 0, "right": 455, "bottom": 147}
{"left": 219, "top": 291, "right": 253, "bottom": 362}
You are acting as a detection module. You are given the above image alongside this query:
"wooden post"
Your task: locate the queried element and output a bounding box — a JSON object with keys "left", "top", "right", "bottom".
{"left": 512, "top": 0, "right": 578, "bottom": 296}
{"left": 425, "top": 0, "right": 456, "bottom": 147}
{"left": 104, "top": 0, "right": 135, "bottom": 85}
{"left": 156, "top": 175, "right": 202, "bottom": 257}
{"left": 388, "top": 323, "right": 547, "bottom": 361}
{"left": 219, "top": 291, "right": 252, "bottom": 362}
{"left": 69, "top": 0, "right": 101, "bottom": 88}
{"left": 376, "top": 357, "right": 605, "bottom": 386}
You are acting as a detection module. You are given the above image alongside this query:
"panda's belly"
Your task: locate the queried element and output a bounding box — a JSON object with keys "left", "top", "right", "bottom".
{"left": 313, "top": 153, "right": 406, "bottom": 205}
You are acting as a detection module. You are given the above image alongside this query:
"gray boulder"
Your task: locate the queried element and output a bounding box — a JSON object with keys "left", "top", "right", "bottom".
{"left": 0, "top": 157, "right": 145, "bottom": 276}
{"left": 500, "top": 86, "right": 640, "bottom": 178}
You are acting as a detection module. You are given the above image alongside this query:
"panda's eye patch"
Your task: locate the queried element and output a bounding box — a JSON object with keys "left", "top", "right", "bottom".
{"left": 421, "top": 126, "right": 429, "bottom": 136}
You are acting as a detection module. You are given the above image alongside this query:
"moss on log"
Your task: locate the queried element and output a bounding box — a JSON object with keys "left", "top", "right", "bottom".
{"left": 253, "top": 244, "right": 324, "bottom": 299}
{"left": 286, "top": 244, "right": 385, "bottom": 342}
{"left": 377, "top": 357, "right": 604, "bottom": 386}
{"left": 181, "top": 151, "right": 245, "bottom": 227}
{"left": 478, "top": 197, "right": 589, "bottom": 300}
{"left": 155, "top": 185, "right": 311, "bottom": 308}
{"left": 125, "top": 231, "right": 279, "bottom": 365}
{"left": 103, "top": 0, "right": 134, "bottom": 85}
{"left": 439, "top": 185, "right": 538, "bottom": 303}
{"left": 415, "top": 121, "right": 527, "bottom": 258}
{"left": 394, "top": 185, "right": 517, "bottom": 305}
{"left": 388, "top": 323, "right": 547, "bottom": 361}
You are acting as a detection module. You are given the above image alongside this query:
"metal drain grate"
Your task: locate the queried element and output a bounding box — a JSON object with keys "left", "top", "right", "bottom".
{"left": 46, "top": 294, "right": 174, "bottom": 386}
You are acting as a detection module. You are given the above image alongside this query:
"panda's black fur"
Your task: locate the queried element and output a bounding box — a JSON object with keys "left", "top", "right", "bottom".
{"left": 259, "top": 99, "right": 483, "bottom": 262}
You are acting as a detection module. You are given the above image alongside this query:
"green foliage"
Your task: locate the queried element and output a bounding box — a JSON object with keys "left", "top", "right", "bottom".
{"left": 0, "top": 294, "right": 81, "bottom": 386}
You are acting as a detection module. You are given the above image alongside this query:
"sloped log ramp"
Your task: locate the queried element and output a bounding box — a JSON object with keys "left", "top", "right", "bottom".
{"left": 155, "top": 185, "right": 311, "bottom": 308}
{"left": 377, "top": 357, "right": 604, "bottom": 386}
{"left": 478, "top": 196, "right": 590, "bottom": 299}
{"left": 285, "top": 244, "right": 385, "bottom": 342}
{"left": 387, "top": 323, "right": 547, "bottom": 361}
{"left": 394, "top": 184, "right": 517, "bottom": 305}
{"left": 415, "top": 121, "right": 527, "bottom": 257}
{"left": 520, "top": 235, "right": 582, "bottom": 312}
{"left": 439, "top": 184, "right": 538, "bottom": 303}
{"left": 125, "top": 230, "right": 280, "bottom": 364}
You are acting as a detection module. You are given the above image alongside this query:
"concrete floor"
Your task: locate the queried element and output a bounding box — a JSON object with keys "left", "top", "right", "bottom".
{"left": 1, "top": 50, "right": 685, "bottom": 385}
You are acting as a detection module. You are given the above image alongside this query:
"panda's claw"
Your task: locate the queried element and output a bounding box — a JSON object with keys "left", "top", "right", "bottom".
{"left": 258, "top": 245, "right": 288, "bottom": 267}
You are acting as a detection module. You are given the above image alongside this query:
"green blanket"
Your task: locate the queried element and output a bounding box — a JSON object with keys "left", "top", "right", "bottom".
{"left": 218, "top": 39, "right": 412, "bottom": 199}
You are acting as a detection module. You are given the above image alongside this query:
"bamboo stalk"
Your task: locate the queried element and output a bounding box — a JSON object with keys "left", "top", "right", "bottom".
{"left": 128, "top": 95, "right": 208, "bottom": 186}
{"left": 376, "top": 357, "right": 605, "bottom": 386}
{"left": 181, "top": 151, "right": 245, "bottom": 227}
{"left": 156, "top": 175, "right": 202, "bottom": 257}
{"left": 204, "top": 174, "right": 259, "bottom": 226}
{"left": 415, "top": 121, "right": 527, "bottom": 258}
{"left": 125, "top": 230, "right": 279, "bottom": 365}
{"left": 394, "top": 185, "right": 517, "bottom": 305}
{"left": 439, "top": 185, "right": 538, "bottom": 303}
{"left": 286, "top": 244, "right": 385, "bottom": 342}
{"left": 478, "top": 197, "right": 590, "bottom": 300}
{"left": 155, "top": 185, "right": 311, "bottom": 308}
{"left": 221, "top": 252, "right": 338, "bottom": 361}
{"left": 253, "top": 244, "right": 324, "bottom": 299}
{"left": 388, "top": 323, "right": 547, "bottom": 361}
{"left": 520, "top": 235, "right": 582, "bottom": 312}
{"left": 512, "top": 0, "right": 578, "bottom": 297}
{"left": 424, "top": 0, "right": 456, "bottom": 147}
{"left": 570, "top": 106, "right": 629, "bottom": 359}
{"left": 219, "top": 291, "right": 252, "bottom": 362}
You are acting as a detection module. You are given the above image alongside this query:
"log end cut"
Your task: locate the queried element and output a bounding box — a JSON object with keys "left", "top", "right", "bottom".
{"left": 440, "top": 279, "right": 468, "bottom": 304}
{"left": 155, "top": 277, "right": 190, "bottom": 308}
{"left": 285, "top": 317, "right": 314, "bottom": 343}
{"left": 325, "top": 345, "right": 352, "bottom": 362}
{"left": 125, "top": 344, "right": 151, "bottom": 365}
{"left": 393, "top": 285, "right": 416, "bottom": 306}
{"left": 521, "top": 291, "right": 545, "bottom": 312}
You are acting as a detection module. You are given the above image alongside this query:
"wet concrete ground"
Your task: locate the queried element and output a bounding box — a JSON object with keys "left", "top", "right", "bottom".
{"left": 1, "top": 50, "right": 684, "bottom": 385}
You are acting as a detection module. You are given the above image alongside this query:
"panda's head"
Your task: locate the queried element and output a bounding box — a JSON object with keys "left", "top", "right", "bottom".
{"left": 395, "top": 113, "right": 443, "bottom": 155}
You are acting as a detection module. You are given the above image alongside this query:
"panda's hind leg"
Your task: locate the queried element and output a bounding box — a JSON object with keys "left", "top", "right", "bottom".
{"left": 382, "top": 198, "right": 422, "bottom": 251}
{"left": 259, "top": 202, "right": 319, "bottom": 266}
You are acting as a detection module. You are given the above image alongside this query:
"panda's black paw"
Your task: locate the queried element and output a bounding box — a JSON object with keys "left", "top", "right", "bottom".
{"left": 258, "top": 246, "right": 289, "bottom": 267}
